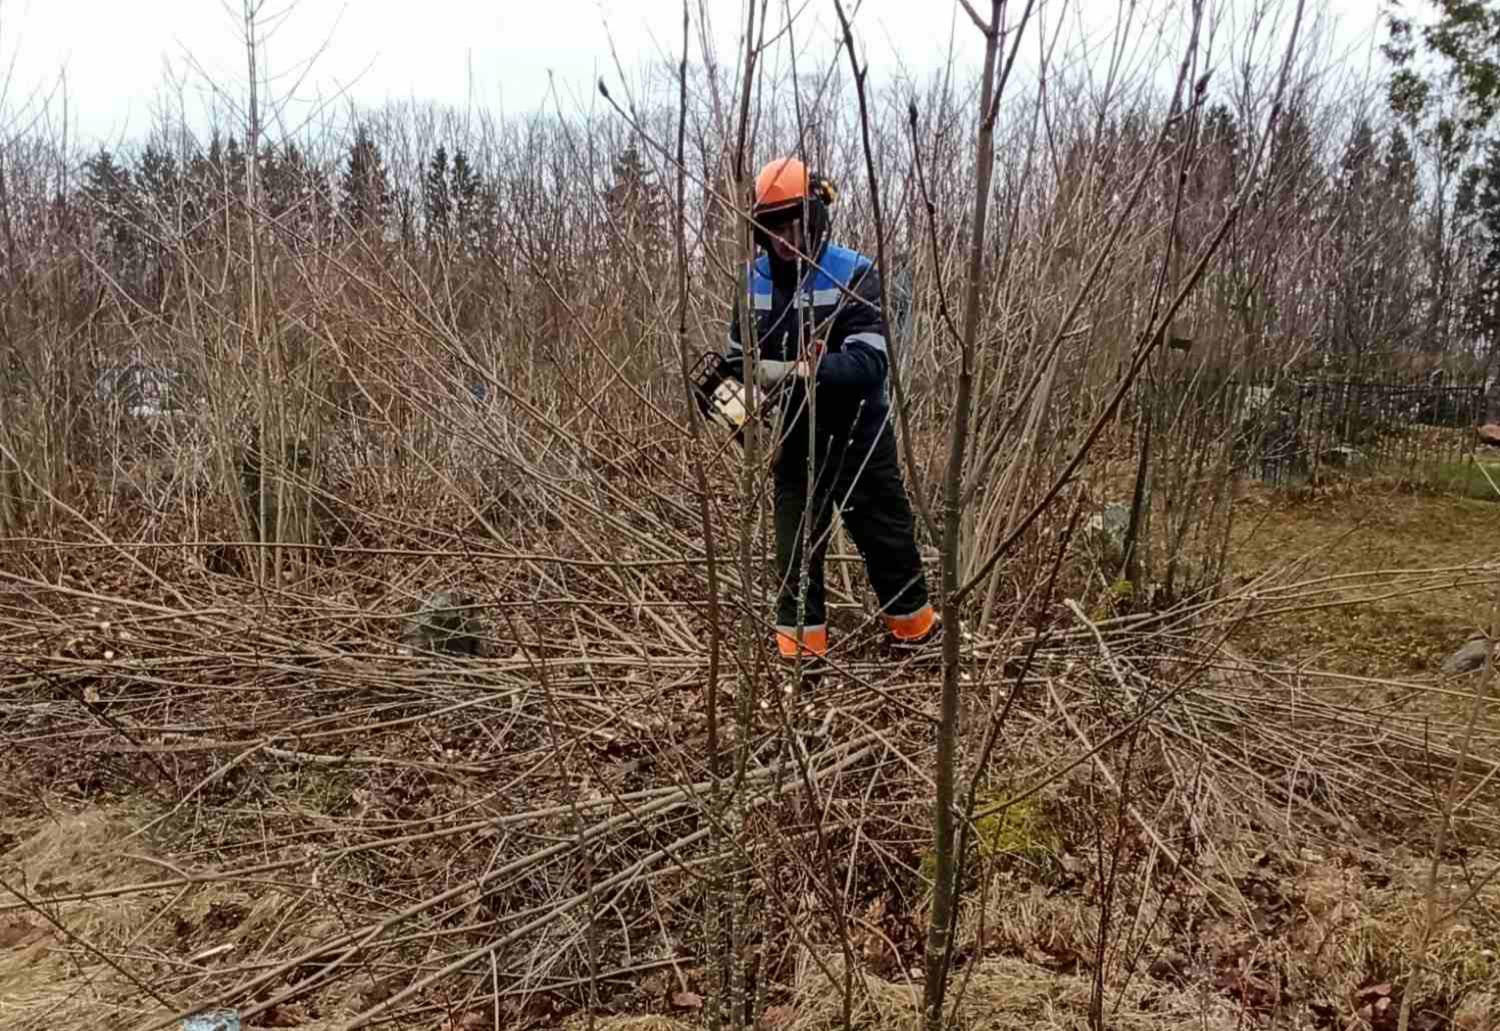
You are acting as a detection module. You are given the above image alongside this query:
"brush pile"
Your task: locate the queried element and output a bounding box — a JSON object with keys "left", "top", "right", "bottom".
{"left": 3, "top": 519, "right": 1497, "bottom": 1031}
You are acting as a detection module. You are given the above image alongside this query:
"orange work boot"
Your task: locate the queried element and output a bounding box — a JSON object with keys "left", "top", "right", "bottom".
{"left": 774, "top": 623, "right": 829, "bottom": 661}
{"left": 885, "top": 604, "right": 937, "bottom": 644}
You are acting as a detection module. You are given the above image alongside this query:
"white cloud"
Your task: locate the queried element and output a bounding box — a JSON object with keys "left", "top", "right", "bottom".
{"left": 0, "top": 0, "right": 1389, "bottom": 146}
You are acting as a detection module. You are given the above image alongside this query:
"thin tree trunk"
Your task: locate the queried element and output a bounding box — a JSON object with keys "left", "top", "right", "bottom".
{"left": 923, "top": 3, "right": 1005, "bottom": 1026}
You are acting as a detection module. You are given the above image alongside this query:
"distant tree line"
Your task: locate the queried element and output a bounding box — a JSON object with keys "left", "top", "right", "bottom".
{"left": 7, "top": 1, "right": 1500, "bottom": 406}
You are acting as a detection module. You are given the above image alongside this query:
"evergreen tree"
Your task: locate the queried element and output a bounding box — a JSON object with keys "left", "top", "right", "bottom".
{"left": 1196, "top": 103, "right": 1241, "bottom": 200}
{"left": 277, "top": 143, "right": 333, "bottom": 249}
{"left": 1263, "top": 96, "right": 1328, "bottom": 349}
{"left": 1383, "top": 1, "right": 1500, "bottom": 356}
{"left": 604, "top": 146, "right": 666, "bottom": 271}
{"left": 424, "top": 143, "right": 452, "bottom": 246}
{"left": 259, "top": 142, "right": 289, "bottom": 221}
{"left": 394, "top": 180, "right": 418, "bottom": 253}
{"left": 260, "top": 142, "right": 324, "bottom": 250}
{"left": 340, "top": 123, "right": 392, "bottom": 234}
{"left": 81, "top": 148, "right": 139, "bottom": 287}
{"left": 133, "top": 143, "right": 180, "bottom": 306}
{"left": 1195, "top": 104, "right": 1245, "bottom": 324}
{"left": 1330, "top": 119, "right": 1378, "bottom": 357}
{"left": 223, "top": 136, "right": 247, "bottom": 199}
{"left": 450, "top": 148, "right": 482, "bottom": 253}
{"left": 182, "top": 132, "right": 230, "bottom": 255}
{"left": 605, "top": 148, "right": 657, "bottom": 222}
{"left": 1459, "top": 139, "right": 1500, "bottom": 355}
{"left": 184, "top": 136, "right": 216, "bottom": 216}
{"left": 135, "top": 144, "right": 179, "bottom": 220}
{"left": 1373, "top": 127, "right": 1421, "bottom": 353}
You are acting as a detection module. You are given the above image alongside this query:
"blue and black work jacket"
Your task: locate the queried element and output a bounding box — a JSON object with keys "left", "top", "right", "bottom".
{"left": 726, "top": 241, "right": 893, "bottom": 464}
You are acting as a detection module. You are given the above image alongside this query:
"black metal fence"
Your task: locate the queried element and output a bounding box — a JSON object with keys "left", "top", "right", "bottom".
{"left": 1138, "top": 374, "right": 1489, "bottom": 483}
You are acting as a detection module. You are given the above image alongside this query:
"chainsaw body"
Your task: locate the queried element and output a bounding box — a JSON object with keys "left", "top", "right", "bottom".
{"left": 693, "top": 351, "right": 799, "bottom": 440}
{"left": 690, "top": 351, "right": 750, "bottom": 436}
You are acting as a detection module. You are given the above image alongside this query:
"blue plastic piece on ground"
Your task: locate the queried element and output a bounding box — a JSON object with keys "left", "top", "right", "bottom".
{"left": 182, "top": 1010, "right": 240, "bottom": 1031}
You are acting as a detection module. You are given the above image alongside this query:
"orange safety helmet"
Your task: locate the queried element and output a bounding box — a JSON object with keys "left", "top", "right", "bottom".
{"left": 753, "top": 157, "right": 811, "bottom": 218}
{"left": 750, "top": 155, "right": 837, "bottom": 260}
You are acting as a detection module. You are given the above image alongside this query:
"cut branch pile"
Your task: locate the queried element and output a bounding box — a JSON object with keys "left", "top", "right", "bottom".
{"left": 2, "top": 537, "right": 1496, "bottom": 1030}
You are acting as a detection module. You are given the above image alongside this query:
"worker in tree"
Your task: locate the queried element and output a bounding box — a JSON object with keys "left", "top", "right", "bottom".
{"left": 724, "top": 156, "right": 937, "bottom": 662}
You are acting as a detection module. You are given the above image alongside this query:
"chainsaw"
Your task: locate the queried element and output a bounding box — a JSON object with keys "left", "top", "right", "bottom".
{"left": 689, "top": 351, "right": 801, "bottom": 444}
{"left": 690, "top": 351, "right": 749, "bottom": 436}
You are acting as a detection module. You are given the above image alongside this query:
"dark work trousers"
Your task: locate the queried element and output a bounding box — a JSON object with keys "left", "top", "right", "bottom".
{"left": 773, "top": 422, "right": 929, "bottom": 633}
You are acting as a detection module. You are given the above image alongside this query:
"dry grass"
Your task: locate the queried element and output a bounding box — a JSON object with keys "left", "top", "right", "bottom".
{"left": 779, "top": 952, "right": 1240, "bottom": 1030}
{"left": 1227, "top": 478, "right": 1500, "bottom": 680}
{"left": 0, "top": 810, "right": 177, "bottom": 1031}
{"left": 0, "top": 805, "right": 444, "bottom": 1030}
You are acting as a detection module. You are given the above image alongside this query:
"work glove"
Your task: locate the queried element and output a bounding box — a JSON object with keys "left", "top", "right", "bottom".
{"left": 754, "top": 359, "right": 805, "bottom": 390}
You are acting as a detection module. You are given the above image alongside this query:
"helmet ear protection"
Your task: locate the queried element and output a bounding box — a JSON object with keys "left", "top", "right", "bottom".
{"left": 802, "top": 176, "right": 835, "bottom": 257}
{"left": 809, "top": 173, "right": 837, "bottom": 208}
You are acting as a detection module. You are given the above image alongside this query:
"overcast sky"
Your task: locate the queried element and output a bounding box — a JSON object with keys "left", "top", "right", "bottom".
{"left": 2, "top": 0, "right": 1391, "bottom": 147}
